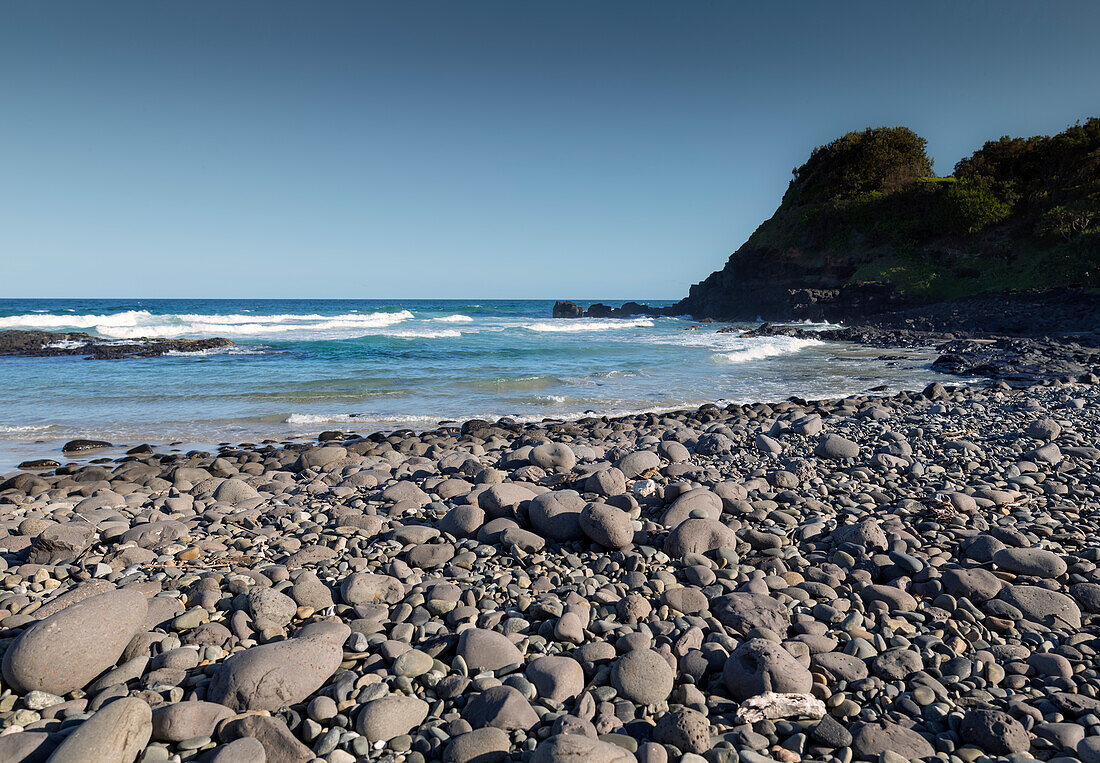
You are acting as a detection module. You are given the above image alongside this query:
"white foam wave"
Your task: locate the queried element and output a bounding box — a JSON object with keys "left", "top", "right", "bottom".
{"left": 284, "top": 402, "right": 706, "bottom": 432}
{"left": 432, "top": 314, "right": 474, "bottom": 323}
{"left": 0, "top": 309, "right": 154, "bottom": 330}
{"left": 0, "top": 310, "right": 415, "bottom": 340}
{"left": 524, "top": 318, "right": 655, "bottom": 333}
{"left": 285, "top": 412, "right": 446, "bottom": 427}
{"left": 385, "top": 329, "right": 462, "bottom": 339}
{"left": 285, "top": 413, "right": 367, "bottom": 426}
{"left": 164, "top": 346, "right": 268, "bottom": 357}
{"left": 717, "top": 337, "right": 819, "bottom": 363}
{"left": 536, "top": 395, "right": 568, "bottom": 404}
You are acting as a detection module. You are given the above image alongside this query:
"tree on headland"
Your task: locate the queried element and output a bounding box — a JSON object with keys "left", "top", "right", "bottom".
{"left": 786, "top": 126, "right": 934, "bottom": 205}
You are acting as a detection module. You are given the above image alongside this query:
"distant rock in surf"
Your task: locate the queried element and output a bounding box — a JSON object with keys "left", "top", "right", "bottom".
{"left": 552, "top": 300, "right": 663, "bottom": 319}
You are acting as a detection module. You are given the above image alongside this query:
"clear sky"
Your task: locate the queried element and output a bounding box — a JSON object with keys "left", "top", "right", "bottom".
{"left": 1, "top": 1, "right": 1097, "bottom": 300}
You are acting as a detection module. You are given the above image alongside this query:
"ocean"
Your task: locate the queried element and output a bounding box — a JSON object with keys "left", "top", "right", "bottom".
{"left": 0, "top": 298, "right": 945, "bottom": 469}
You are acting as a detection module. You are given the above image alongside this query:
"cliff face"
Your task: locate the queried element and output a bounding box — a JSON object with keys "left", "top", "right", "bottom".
{"left": 674, "top": 120, "right": 1100, "bottom": 322}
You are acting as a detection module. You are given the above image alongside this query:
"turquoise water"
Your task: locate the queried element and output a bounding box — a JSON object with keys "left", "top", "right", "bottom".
{"left": 0, "top": 299, "right": 944, "bottom": 468}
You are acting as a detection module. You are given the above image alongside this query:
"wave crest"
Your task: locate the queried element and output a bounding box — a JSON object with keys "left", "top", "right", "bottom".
{"left": 716, "top": 336, "right": 819, "bottom": 363}
{"left": 524, "top": 318, "right": 655, "bottom": 333}
{"left": 0, "top": 309, "right": 416, "bottom": 339}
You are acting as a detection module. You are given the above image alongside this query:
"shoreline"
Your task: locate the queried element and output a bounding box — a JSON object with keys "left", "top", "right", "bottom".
{"left": 5, "top": 308, "right": 1097, "bottom": 475}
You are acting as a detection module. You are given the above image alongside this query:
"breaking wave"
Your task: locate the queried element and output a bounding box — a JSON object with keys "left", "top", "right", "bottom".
{"left": 0, "top": 310, "right": 416, "bottom": 339}
{"left": 716, "top": 336, "right": 820, "bottom": 363}
{"left": 524, "top": 318, "right": 655, "bottom": 333}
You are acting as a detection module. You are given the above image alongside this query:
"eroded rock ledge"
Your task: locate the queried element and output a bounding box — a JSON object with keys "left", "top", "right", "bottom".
{"left": 0, "top": 330, "right": 234, "bottom": 359}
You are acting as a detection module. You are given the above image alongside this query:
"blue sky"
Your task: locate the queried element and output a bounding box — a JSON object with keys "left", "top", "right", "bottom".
{"left": 1, "top": 1, "right": 1097, "bottom": 299}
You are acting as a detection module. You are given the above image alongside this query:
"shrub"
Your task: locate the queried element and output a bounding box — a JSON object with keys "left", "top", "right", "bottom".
{"left": 786, "top": 126, "right": 933, "bottom": 205}
{"left": 1036, "top": 201, "right": 1099, "bottom": 241}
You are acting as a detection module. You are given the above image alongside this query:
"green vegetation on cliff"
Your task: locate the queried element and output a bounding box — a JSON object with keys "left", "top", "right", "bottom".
{"left": 743, "top": 119, "right": 1099, "bottom": 301}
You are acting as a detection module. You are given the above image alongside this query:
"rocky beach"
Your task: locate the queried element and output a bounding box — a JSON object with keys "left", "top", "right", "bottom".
{"left": 0, "top": 320, "right": 1099, "bottom": 763}
{"left": 3, "top": 3, "right": 1097, "bottom": 762}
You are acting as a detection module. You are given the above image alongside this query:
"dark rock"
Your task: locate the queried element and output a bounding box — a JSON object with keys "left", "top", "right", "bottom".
{"left": 960, "top": 707, "right": 1030, "bottom": 754}
{"left": 552, "top": 301, "right": 583, "bottom": 319}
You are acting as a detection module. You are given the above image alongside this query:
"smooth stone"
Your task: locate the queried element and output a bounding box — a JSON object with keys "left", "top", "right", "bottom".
{"left": 611, "top": 649, "right": 674, "bottom": 705}
{"left": 993, "top": 547, "right": 1068, "bottom": 578}
{"left": 151, "top": 701, "right": 234, "bottom": 743}
{"left": 665, "top": 518, "right": 737, "bottom": 557}
{"left": 355, "top": 695, "right": 430, "bottom": 743}
{"left": 204, "top": 737, "right": 267, "bottom": 763}
{"left": 526, "top": 655, "right": 585, "bottom": 703}
{"left": 2, "top": 589, "right": 148, "bottom": 695}
{"left": 815, "top": 434, "right": 860, "bottom": 459}
{"left": 47, "top": 696, "right": 152, "bottom": 763}
{"left": 532, "top": 734, "right": 639, "bottom": 762}
{"left": 580, "top": 502, "right": 634, "bottom": 549}
{"left": 850, "top": 721, "right": 935, "bottom": 760}
{"left": 219, "top": 714, "right": 312, "bottom": 763}
{"left": 444, "top": 727, "right": 511, "bottom": 763}
{"left": 999, "top": 585, "right": 1081, "bottom": 628}
{"left": 457, "top": 628, "right": 524, "bottom": 672}
{"left": 463, "top": 685, "right": 539, "bottom": 731}
{"left": 206, "top": 620, "right": 349, "bottom": 712}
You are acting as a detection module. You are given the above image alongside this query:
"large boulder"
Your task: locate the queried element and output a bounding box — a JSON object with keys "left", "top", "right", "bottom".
{"left": 723, "top": 638, "right": 812, "bottom": 700}
{"left": 611, "top": 649, "right": 674, "bottom": 705}
{"left": 457, "top": 628, "right": 524, "bottom": 672}
{"left": 47, "top": 696, "right": 152, "bottom": 763}
{"left": 340, "top": 573, "right": 404, "bottom": 605}
{"left": 664, "top": 518, "right": 737, "bottom": 557}
{"left": 2, "top": 589, "right": 148, "bottom": 695}
{"left": 206, "top": 620, "right": 349, "bottom": 712}
{"left": 999, "top": 585, "right": 1081, "bottom": 628}
{"left": 662, "top": 488, "right": 723, "bottom": 527}
{"left": 526, "top": 655, "right": 585, "bottom": 703}
{"left": 850, "top": 721, "right": 935, "bottom": 760}
{"left": 712, "top": 592, "right": 790, "bottom": 635}
{"left": 532, "top": 735, "right": 638, "bottom": 762}
{"left": 212, "top": 478, "right": 260, "bottom": 505}
{"left": 463, "top": 685, "right": 539, "bottom": 731}
{"left": 151, "top": 701, "right": 234, "bottom": 743}
{"left": 814, "top": 434, "right": 860, "bottom": 460}
{"left": 527, "top": 490, "right": 586, "bottom": 542}
{"left": 356, "top": 695, "right": 430, "bottom": 743}
{"left": 530, "top": 443, "right": 577, "bottom": 471}
{"left": 579, "top": 502, "right": 633, "bottom": 548}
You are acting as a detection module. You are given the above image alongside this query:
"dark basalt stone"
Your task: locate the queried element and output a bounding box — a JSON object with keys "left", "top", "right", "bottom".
{"left": 62, "top": 439, "right": 113, "bottom": 453}
{"left": 17, "top": 459, "right": 60, "bottom": 470}
{"left": 0, "top": 329, "right": 234, "bottom": 359}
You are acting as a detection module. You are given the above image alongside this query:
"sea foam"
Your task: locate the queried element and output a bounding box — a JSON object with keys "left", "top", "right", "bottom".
{"left": 0, "top": 309, "right": 416, "bottom": 340}
{"left": 524, "top": 318, "right": 655, "bottom": 332}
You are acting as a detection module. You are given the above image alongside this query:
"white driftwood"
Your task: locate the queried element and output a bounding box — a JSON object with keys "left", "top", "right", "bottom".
{"left": 734, "top": 692, "right": 827, "bottom": 724}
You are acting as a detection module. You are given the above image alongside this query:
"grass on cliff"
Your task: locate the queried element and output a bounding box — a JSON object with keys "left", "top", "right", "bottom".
{"left": 741, "top": 119, "right": 1100, "bottom": 299}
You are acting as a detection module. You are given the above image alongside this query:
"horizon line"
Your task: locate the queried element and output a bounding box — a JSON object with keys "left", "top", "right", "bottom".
{"left": 0, "top": 296, "right": 682, "bottom": 302}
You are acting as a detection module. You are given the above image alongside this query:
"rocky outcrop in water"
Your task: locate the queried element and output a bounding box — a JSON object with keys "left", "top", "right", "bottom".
{"left": 553, "top": 301, "right": 655, "bottom": 319}
{"left": 0, "top": 330, "right": 234, "bottom": 359}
